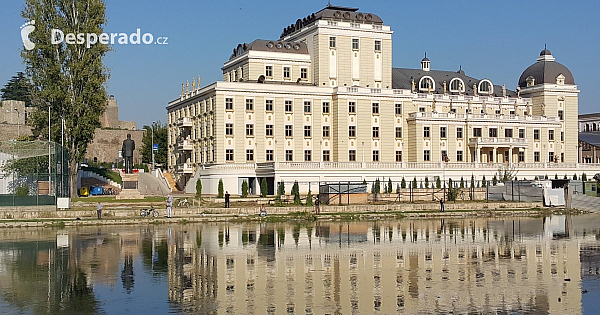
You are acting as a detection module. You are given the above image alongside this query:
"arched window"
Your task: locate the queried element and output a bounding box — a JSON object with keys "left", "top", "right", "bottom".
{"left": 449, "top": 78, "right": 465, "bottom": 93}
{"left": 586, "top": 124, "right": 590, "bottom": 132}
{"left": 419, "top": 76, "right": 435, "bottom": 92}
{"left": 478, "top": 80, "right": 493, "bottom": 95}
{"left": 594, "top": 123, "right": 597, "bottom": 131}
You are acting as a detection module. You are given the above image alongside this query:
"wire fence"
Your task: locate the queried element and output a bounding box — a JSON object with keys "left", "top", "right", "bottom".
{"left": 0, "top": 140, "right": 69, "bottom": 206}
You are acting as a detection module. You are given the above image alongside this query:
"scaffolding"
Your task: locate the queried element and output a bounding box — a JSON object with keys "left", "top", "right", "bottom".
{"left": 0, "top": 140, "right": 69, "bottom": 206}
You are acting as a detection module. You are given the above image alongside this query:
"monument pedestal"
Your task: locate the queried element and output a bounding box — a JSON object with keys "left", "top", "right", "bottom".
{"left": 117, "top": 173, "right": 144, "bottom": 199}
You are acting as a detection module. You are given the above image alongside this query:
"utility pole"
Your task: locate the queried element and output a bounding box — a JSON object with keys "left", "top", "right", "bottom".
{"left": 14, "top": 108, "right": 19, "bottom": 138}
{"left": 151, "top": 121, "right": 156, "bottom": 171}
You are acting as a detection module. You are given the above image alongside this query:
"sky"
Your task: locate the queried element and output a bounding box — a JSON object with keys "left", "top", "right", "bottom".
{"left": 1, "top": 0, "right": 599, "bottom": 129}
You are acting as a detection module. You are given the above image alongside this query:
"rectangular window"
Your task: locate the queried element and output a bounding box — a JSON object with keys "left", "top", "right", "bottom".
{"left": 322, "top": 102, "right": 330, "bottom": 113}
{"left": 395, "top": 127, "right": 402, "bottom": 138}
{"left": 395, "top": 103, "right": 402, "bottom": 115}
{"left": 348, "top": 101, "right": 356, "bottom": 113}
{"left": 457, "top": 127, "right": 463, "bottom": 138}
{"left": 505, "top": 128, "right": 513, "bottom": 138}
{"left": 329, "top": 36, "right": 336, "bottom": 48}
{"left": 265, "top": 99, "right": 273, "bottom": 111}
{"left": 226, "top": 123, "right": 233, "bottom": 135}
{"left": 245, "top": 124, "right": 254, "bottom": 136}
{"left": 372, "top": 150, "right": 379, "bottom": 162}
{"left": 561, "top": 131, "right": 564, "bottom": 142}
{"left": 488, "top": 128, "right": 497, "bottom": 138}
{"left": 304, "top": 150, "right": 312, "bottom": 161}
{"left": 419, "top": 107, "right": 426, "bottom": 112}
{"left": 495, "top": 109, "right": 501, "bottom": 115}
{"left": 283, "top": 66, "right": 290, "bottom": 79}
{"left": 473, "top": 128, "right": 482, "bottom": 137}
{"left": 424, "top": 126, "right": 430, "bottom": 138}
{"left": 352, "top": 38, "right": 359, "bottom": 50}
{"left": 323, "top": 126, "right": 330, "bottom": 137}
{"left": 534, "top": 129, "right": 540, "bottom": 140}
{"left": 265, "top": 125, "right": 273, "bottom": 136}
{"left": 549, "top": 129, "right": 554, "bottom": 141}
{"left": 441, "top": 150, "right": 447, "bottom": 162}
{"left": 519, "top": 129, "right": 525, "bottom": 138}
{"left": 424, "top": 150, "right": 430, "bottom": 161}
{"left": 246, "top": 149, "right": 254, "bottom": 161}
{"left": 303, "top": 101, "right": 311, "bottom": 113}
{"left": 323, "top": 150, "right": 330, "bottom": 161}
{"left": 457, "top": 150, "right": 463, "bottom": 162}
{"left": 266, "top": 149, "right": 274, "bottom": 161}
{"left": 518, "top": 151, "right": 524, "bottom": 162}
{"left": 304, "top": 126, "right": 312, "bottom": 137}
{"left": 372, "top": 102, "right": 379, "bottom": 114}
{"left": 372, "top": 126, "right": 379, "bottom": 138}
{"left": 349, "top": 150, "right": 356, "bottom": 161}
{"left": 440, "top": 127, "right": 447, "bottom": 138}
{"left": 245, "top": 99, "right": 253, "bottom": 111}
{"left": 285, "top": 125, "right": 293, "bottom": 137}
{"left": 265, "top": 65, "right": 272, "bottom": 77}
{"left": 548, "top": 152, "right": 555, "bottom": 162}
{"left": 226, "top": 149, "right": 234, "bottom": 161}
{"left": 348, "top": 126, "right": 356, "bottom": 137}
{"left": 301, "top": 68, "right": 308, "bottom": 79}
{"left": 226, "top": 98, "right": 233, "bottom": 110}
{"left": 285, "top": 100, "right": 293, "bottom": 112}
{"left": 534, "top": 151, "right": 540, "bottom": 162}
{"left": 374, "top": 40, "right": 381, "bottom": 51}
{"left": 285, "top": 150, "right": 293, "bottom": 161}
{"left": 558, "top": 110, "right": 564, "bottom": 120}
{"left": 395, "top": 150, "right": 403, "bottom": 162}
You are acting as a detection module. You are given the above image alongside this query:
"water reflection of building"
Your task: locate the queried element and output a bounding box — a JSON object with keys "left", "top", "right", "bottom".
{"left": 165, "top": 217, "right": 585, "bottom": 314}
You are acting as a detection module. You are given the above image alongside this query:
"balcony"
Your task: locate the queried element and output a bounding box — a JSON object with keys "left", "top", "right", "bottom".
{"left": 178, "top": 139, "right": 193, "bottom": 151}
{"left": 177, "top": 117, "right": 193, "bottom": 128}
{"left": 178, "top": 163, "right": 194, "bottom": 174}
{"left": 409, "top": 112, "right": 561, "bottom": 124}
{"left": 469, "top": 137, "right": 528, "bottom": 147}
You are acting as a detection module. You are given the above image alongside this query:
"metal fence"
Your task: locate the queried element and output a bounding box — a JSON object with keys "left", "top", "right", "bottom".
{"left": 0, "top": 140, "right": 69, "bottom": 206}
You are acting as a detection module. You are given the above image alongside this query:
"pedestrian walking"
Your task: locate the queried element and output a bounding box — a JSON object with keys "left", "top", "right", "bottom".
{"left": 440, "top": 198, "right": 445, "bottom": 212}
{"left": 166, "top": 193, "right": 173, "bottom": 218}
{"left": 225, "top": 191, "right": 230, "bottom": 208}
{"left": 97, "top": 202, "right": 103, "bottom": 220}
{"left": 314, "top": 198, "right": 320, "bottom": 214}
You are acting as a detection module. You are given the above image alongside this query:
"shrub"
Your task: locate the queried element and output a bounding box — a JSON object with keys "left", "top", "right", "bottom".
{"left": 482, "top": 175, "right": 487, "bottom": 187}
{"left": 374, "top": 178, "right": 381, "bottom": 194}
{"left": 544, "top": 174, "right": 548, "bottom": 180}
{"left": 277, "top": 180, "right": 285, "bottom": 196}
{"left": 387, "top": 178, "right": 393, "bottom": 193}
{"left": 401, "top": 177, "right": 406, "bottom": 189}
{"left": 583, "top": 173, "right": 588, "bottom": 181}
{"left": 396, "top": 183, "right": 401, "bottom": 194}
{"left": 492, "top": 174, "right": 498, "bottom": 186}
{"left": 412, "top": 177, "right": 417, "bottom": 189}
{"left": 573, "top": 174, "right": 578, "bottom": 180}
{"left": 292, "top": 181, "right": 301, "bottom": 205}
{"left": 460, "top": 176, "right": 465, "bottom": 188}
{"left": 306, "top": 188, "right": 314, "bottom": 206}
{"left": 15, "top": 186, "right": 29, "bottom": 196}
{"left": 218, "top": 179, "right": 224, "bottom": 198}
{"left": 195, "top": 179, "right": 202, "bottom": 198}
{"left": 471, "top": 174, "right": 475, "bottom": 189}
{"left": 241, "top": 180, "right": 248, "bottom": 198}
{"left": 260, "top": 178, "right": 268, "bottom": 197}
{"left": 436, "top": 177, "right": 441, "bottom": 189}
{"left": 424, "top": 177, "right": 429, "bottom": 189}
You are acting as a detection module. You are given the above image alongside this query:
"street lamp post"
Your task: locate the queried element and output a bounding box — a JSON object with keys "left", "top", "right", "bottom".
{"left": 14, "top": 108, "right": 19, "bottom": 138}
{"left": 151, "top": 121, "right": 155, "bottom": 172}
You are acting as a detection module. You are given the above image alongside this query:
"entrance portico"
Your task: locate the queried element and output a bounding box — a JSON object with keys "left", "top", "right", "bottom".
{"left": 470, "top": 137, "right": 528, "bottom": 163}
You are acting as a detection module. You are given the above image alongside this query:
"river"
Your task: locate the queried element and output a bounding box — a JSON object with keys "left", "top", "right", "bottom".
{"left": 0, "top": 215, "right": 599, "bottom": 314}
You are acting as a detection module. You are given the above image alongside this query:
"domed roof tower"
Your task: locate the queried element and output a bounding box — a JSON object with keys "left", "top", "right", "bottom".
{"left": 518, "top": 47, "right": 574, "bottom": 88}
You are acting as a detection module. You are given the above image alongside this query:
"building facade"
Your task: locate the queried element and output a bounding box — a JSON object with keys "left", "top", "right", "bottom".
{"left": 167, "top": 4, "right": 595, "bottom": 194}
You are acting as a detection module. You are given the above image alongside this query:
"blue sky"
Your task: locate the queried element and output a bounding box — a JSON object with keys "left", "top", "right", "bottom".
{"left": 1, "top": 0, "right": 599, "bottom": 128}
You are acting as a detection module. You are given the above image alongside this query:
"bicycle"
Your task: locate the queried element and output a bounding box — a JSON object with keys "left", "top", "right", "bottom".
{"left": 140, "top": 206, "right": 159, "bottom": 218}
{"left": 177, "top": 198, "right": 190, "bottom": 208}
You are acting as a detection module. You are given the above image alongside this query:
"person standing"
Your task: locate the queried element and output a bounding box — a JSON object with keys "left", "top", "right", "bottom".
{"left": 314, "top": 198, "right": 320, "bottom": 214}
{"left": 97, "top": 202, "right": 103, "bottom": 220}
{"left": 440, "top": 198, "right": 445, "bottom": 212}
{"left": 166, "top": 193, "right": 173, "bottom": 218}
{"left": 225, "top": 191, "right": 230, "bottom": 208}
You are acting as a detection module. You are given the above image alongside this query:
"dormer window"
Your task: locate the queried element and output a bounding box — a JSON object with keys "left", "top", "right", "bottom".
{"left": 478, "top": 79, "right": 493, "bottom": 95}
{"left": 556, "top": 74, "right": 565, "bottom": 85}
{"left": 419, "top": 76, "right": 435, "bottom": 92}
{"left": 449, "top": 78, "right": 465, "bottom": 93}
{"left": 526, "top": 76, "right": 535, "bottom": 87}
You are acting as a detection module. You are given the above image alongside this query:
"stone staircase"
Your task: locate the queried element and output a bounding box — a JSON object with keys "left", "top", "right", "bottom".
{"left": 163, "top": 172, "right": 179, "bottom": 192}
{"left": 572, "top": 194, "right": 600, "bottom": 213}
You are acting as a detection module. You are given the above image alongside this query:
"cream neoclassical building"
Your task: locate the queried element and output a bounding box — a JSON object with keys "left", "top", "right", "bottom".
{"left": 167, "top": 4, "right": 596, "bottom": 194}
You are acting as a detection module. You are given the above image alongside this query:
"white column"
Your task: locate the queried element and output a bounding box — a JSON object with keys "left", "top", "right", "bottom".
{"left": 509, "top": 146, "right": 513, "bottom": 164}
{"left": 492, "top": 147, "right": 497, "bottom": 163}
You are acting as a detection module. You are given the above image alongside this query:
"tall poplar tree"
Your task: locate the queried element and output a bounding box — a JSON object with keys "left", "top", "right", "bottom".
{"left": 21, "top": 0, "right": 110, "bottom": 197}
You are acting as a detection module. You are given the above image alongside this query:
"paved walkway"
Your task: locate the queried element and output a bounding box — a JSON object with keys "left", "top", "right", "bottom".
{"left": 138, "top": 172, "right": 171, "bottom": 196}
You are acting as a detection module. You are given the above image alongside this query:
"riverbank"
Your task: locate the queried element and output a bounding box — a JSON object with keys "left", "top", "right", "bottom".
{"left": 0, "top": 200, "right": 581, "bottom": 228}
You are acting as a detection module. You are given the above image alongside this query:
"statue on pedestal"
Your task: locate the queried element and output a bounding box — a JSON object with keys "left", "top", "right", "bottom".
{"left": 122, "top": 134, "right": 135, "bottom": 174}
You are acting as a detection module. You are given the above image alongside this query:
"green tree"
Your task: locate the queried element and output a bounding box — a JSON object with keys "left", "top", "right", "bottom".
{"left": 447, "top": 178, "right": 458, "bottom": 201}
{"left": 563, "top": 174, "right": 568, "bottom": 179}
{"left": 387, "top": 178, "right": 393, "bottom": 193}
{"left": 260, "top": 178, "right": 268, "bottom": 197}
{"left": 401, "top": 177, "right": 406, "bottom": 189}
{"left": 141, "top": 121, "right": 167, "bottom": 167}
{"left": 583, "top": 173, "right": 588, "bottom": 181}
{"left": 277, "top": 180, "right": 285, "bottom": 196}
{"left": 436, "top": 177, "right": 441, "bottom": 189}
{"left": 482, "top": 175, "right": 487, "bottom": 187}
{"left": 471, "top": 174, "right": 475, "bottom": 189}
{"left": 1, "top": 72, "right": 32, "bottom": 106}
{"left": 544, "top": 174, "right": 548, "bottom": 180}
{"left": 373, "top": 178, "right": 381, "bottom": 194}
{"left": 218, "top": 179, "right": 224, "bottom": 198}
{"left": 424, "top": 177, "right": 429, "bottom": 189}
{"left": 306, "top": 188, "right": 314, "bottom": 206}
{"left": 412, "top": 177, "right": 417, "bottom": 189}
{"left": 22, "top": 0, "right": 110, "bottom": 197}
{"left": 396, "top": 183, "right": 401, "bottom": 194}
{"left": 195, "top": 179, "right": 202, "bottom": 198}
{"left": 292, "top": 181, "right": 301, "bottom": 205}
{"left": 573, "top": 173, "right": 578, "bottom": 180}
{"left": 241, "top": 180, "right": 248, "bottom": 197}
{"left": 492, "top": 174, "right": 498, "bottom": 186}
{"left": 555, "top": 174, "right": 558, "bottom": 179}
{"left": 460, "top": 176, "right": 465, "bottom": 188}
